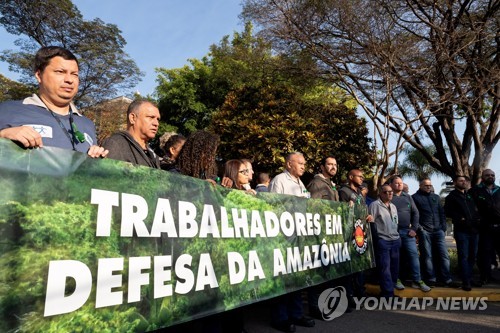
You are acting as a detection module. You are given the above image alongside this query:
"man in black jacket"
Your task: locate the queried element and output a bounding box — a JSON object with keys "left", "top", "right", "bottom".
{"left": 103, "top": 100, "right": 161, "bottom": 168}
{"left": 444, "top": 176, "right": 481, "bottom": 291}
{"left": 412, "top": 178, "right": 456, "bottom": 287}
{"left": 470, "top": 169, "right": 500, "bottom": 284}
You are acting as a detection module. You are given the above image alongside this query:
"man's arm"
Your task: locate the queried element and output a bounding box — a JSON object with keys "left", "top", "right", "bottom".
{"left": 307, "top": 180, "right": 324, "bottom": 199}
{"left": 437, "top": 195, "right": 447, "bottom": 231}
{"left": 408, "top": 195, "right": 420, "bottom": 231}
{"left": 268, "top": 176, "right": 284, "bottom": 194}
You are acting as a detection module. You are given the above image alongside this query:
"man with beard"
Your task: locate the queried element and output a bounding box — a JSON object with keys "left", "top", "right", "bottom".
{"left": 445, "top": 176, "right": 481, "bottom": 290}
{"left": 470, "top": 169, "right": 500, "bottom": 284}
{"left": 103, "top": 100, "right": 161, "bottom": 168}
{"left": 306, "top": 156, "right": 340, "bottom": 318}
{"left": 307, "top": 156, "right": 339, "bottom": 201}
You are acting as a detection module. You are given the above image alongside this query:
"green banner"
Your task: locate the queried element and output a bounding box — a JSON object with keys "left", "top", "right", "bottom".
{"left": 0, "top": 139, "right": 374, "bottom": 332}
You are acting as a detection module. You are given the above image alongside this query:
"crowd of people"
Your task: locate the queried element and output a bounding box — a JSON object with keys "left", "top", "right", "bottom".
{"left": 1, "top": 46, "right": 499, "bottom": 333}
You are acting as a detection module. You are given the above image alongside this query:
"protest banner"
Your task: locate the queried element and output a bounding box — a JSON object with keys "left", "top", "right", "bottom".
{"left": 0, "top": 139, "right": 374, "bottom": 332}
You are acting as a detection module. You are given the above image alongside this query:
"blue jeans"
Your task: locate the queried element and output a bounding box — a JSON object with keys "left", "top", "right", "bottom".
{"left": 399, "top": 229, "right": 422, "bottom": 282}
{"left": 454, "top": 231, "right": 478, "bottom": 285}
{"left": 375, "top": 238, "right": 401, "bottom": 297}
{"left": 418, "top": 229, "right": 451, "bottom": 282}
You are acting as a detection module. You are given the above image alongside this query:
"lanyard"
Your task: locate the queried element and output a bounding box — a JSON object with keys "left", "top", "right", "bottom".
{"left": 48, "top": 110, "right": 77, "bottom": 151}
{"left": 38, "top": 96, "right": 82, "bottom": 151}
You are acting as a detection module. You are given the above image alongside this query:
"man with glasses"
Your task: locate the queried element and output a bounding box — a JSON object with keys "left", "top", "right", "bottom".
{"left": 369, "top": 184, "right": 401, "bottom": 297}
{"left": 390, "top": 176, "right": 431, "bottom": 292}
{"left": 470, "top": 169, "right": 500, "bottom": 284}
{"left": 412, "top": 178, "right": 457, "bottom": 287}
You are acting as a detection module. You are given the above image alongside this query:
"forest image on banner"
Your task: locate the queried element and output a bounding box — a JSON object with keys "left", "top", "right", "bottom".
{"left": 0, "top": 139, "right": 374, "bottom": 332}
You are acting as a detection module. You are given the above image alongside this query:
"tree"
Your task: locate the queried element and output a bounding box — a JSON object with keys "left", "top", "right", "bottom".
{"left": 0, "top": 74, "right": 36, "bottom": 102}
{"left": 0, "top": 0, "right": 142, "bottom": 106}
{"left": 156, "top": 23, "right": 375, "bottom": 176}
{"left": 211, "top": 83, "right": 375, "bottom": 176}
{"left": 394, "top": 145, "right": 448, "bottom": 181}
{"left": 156, "top": 58, "right": 215, "bottom": 134}
{"left": 242, "top": 0, "right": 500, "bottom": 184}
{"left": 156, "top": 22, "right": 279, "bottom": 135}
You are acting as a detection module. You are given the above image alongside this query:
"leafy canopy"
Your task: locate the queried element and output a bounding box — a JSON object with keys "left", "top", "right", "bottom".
{"left": 0, "top": 0, "right": 142, "bottom": 106}
{"left": 156, "top": 22, "right": 374, "bottom": 175}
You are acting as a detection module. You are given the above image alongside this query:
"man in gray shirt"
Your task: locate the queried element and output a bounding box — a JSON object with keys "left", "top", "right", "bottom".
{"left": 369, "top": 184, "right": 401, "bottom": 298}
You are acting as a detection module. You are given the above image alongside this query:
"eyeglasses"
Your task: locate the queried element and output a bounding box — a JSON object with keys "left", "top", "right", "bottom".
{"left": 353, "top": 175, "right": 364, "bottom": 179}
{"left": 382, "top": 191, "right": 393, "bottom": 194}
{"left": 239, "top": 169, "right": 249, "bottom": 175}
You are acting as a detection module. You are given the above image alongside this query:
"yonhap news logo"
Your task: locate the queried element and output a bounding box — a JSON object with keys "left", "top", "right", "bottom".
{"left": 318, "top": 287, "right": 488, "bottom": 321}
{"left": 317, "top": 286, "right": 349, "bottom": 320}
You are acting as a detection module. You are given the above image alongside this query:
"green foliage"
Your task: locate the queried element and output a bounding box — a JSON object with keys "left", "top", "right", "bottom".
{"left": 156, "top": 22, "right": 374, "bottom": 175}
{"left": 395, "top": 145, "right": 448, "bottom": 182}
{"left": 156, "top": 59, "right": 214, "bottom": 134}
{"left": 0, "top": 73, "right": 36, "bottom": 102}
{"left": 0, "top": 0, "right": 142, "bottom": 106}
{"left": 211, "top": 83, "right": 375, "bottom": 176}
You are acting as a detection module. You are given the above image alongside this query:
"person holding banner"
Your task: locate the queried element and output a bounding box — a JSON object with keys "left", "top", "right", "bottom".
{"left": 0, "top": 46, "right": 107, "bottom": 158}
{"left": 223, "top": 159, "right": 256, "bottom": 195}
{"left": 102, "top": 100, "right": 161, "bottom": 168}
{"left": 269, "top": 152, "right": 315, "bottom": 332}
{"left": 306, "top": 155, "right": 341, "bottom": 318}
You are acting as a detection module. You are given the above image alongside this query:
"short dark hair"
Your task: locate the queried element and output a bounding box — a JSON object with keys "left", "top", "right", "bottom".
{"left": 257, "top": 172, "right": 270, "bottom": 183}
{"left": 127, "top": 99, "right": 157, "bottom": 118}
{"left": 320, "top": 155, "right": 336, "bottom": 166}
{"left": 389, "top": 175, "right": 403, "bottom": 184}
{"left": 453, "top": 175, "right": 469, "bottom": 182}
{"left": 162, "top": 134, "right": 186, "bottom": 158}
{"left": 34, "top": 46, "right": 78, "bottom": 73}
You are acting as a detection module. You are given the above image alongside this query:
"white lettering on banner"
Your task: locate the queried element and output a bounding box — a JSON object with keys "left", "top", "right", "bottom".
{"left": 91, "top": 189, "right": 119, "bottom": 237}
{"left": 96, "top": 258, "right": 123, "bottom": 308}
{"left": 44, "top": 254, "right": 218, "bottom": 317}
{"left": 90, "top": 189, "right": 339, "bottom": 239}
{"left": 44, "top": 260, "right": 92, "bottom": 316}
{"left": 151, "top": 198, "right": 177, "bottom": 237}
{"left": 227, "top": 251, "right": 265, "bottom": 284}
{"left": 121, "top": 193, "right": 150, "bottom": 237}
{"left": 200, "top": 204, "right": 220, "bottom": 238}
{"left": 272, "top": 242, "right": 351, "bottom": 277}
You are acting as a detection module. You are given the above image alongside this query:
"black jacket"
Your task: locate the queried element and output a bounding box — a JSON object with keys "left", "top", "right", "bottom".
{"left": 444, "top": 189, "right": 480, "bottom": 234}
{"left": 103, "top": 131, "right": 160, "bottom": 169}
{"left": 412, "top": 190, "right": 447, "bottom": 232}
{"left": 469, "top": 183, "right": 500, "bottom": 228}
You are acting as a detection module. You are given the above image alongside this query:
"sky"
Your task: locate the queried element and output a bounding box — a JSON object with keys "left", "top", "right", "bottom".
{"left": 0, "top": 0, "right": 498, "bottom": 192}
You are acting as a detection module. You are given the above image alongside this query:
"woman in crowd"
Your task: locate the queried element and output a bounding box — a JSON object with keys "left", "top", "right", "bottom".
{"left": 223, "top": 159, "right": 256, "bottom": 195}
{"left": 160, "top": 134, "right": 186, "bottom": 171}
